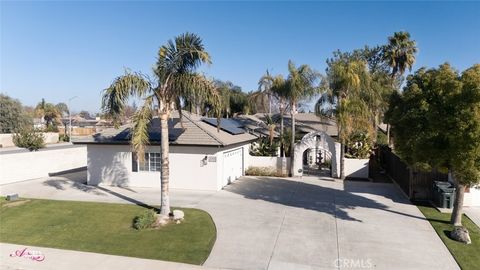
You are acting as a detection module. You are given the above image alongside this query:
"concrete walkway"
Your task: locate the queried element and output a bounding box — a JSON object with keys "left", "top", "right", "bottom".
{"left": 0, "top": 243, "right": 221, "bottom": 270}
{"left": 0, "top": 173, "right": 459, "bottom": 270}
{"left": 465, "top": 206, "right": 480, "bottom": 228}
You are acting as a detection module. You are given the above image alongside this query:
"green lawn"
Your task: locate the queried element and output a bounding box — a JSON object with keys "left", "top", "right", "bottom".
{"left": 0, "top": 198, "right": 216, "bottom": 265}
{"left": 418, "top": 204, "right": 480, "bottom": 270}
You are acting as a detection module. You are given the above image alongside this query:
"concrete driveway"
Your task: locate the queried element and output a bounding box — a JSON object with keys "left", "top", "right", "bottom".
{"left": 0, "top": 173, "right": 458, "bottom": 270}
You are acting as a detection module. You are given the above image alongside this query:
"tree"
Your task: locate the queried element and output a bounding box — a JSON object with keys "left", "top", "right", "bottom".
{"left": 285, "top": 60, "right": 321, "bottom": 176}
{"left": 101, "top": 33, "right": 220, "bottom": 218}
{"left": 383, "top": 31, "right": 418, "bottom": 78}
{"left": 271, "top": 75, "right": 290, "bottom": 157}
{"left": 316, "top": 57, "right": 371, "bottom": 179}
{"left": 35, "top": 98, "right": 60, "bottom": 129}
{"left": 383, "top": 31, "right": 418, "bottom": 144}
{"left": 79, "top": 110, "right": 92, "bottom": 119}
{"left": 0, "top": 94, "right": 31, "bottom": 133}
{"left": 56, "top": 102, "right": 69, "bottom": 117}
{"left": 258, "top": 70, "right": 274, "bottom": 114}
{"left": 386, "top": 63, "right": 480, "bottom": 228}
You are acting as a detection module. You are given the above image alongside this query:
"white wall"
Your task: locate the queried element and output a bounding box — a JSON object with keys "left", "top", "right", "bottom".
{"left": 86, "top": 144, "right": 250, "bottom": 191}
{"left": 0, "top": 133, "right": 59, "bottom": 148}
{"left": 344, "top": 158, "right": 369, "bottom": 179}
{"left": 464, "top": 186, "right": 480, "bottom": 207}
{"left": 246, "top": 155, "right": 291, "bottom": 170}
{"left": 0, "top": 146, "right": 86, "bottom": 185}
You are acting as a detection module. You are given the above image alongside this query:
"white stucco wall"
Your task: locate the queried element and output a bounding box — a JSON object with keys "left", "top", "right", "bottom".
{"left": 448, "top": 173, "right": 480, "bottom": 207}
{"left": 464, "top": 186, "right": 480, "bottom": 207}
{"left": 344, "top": 158, "right": 370, "bottom": 179}
{"left": 86, "top": 143, "right": 251, "bottom": 191}
{"left": 0, "top": 146, "right": 87, "bottom": 185}
{"left": 246, "top": 155, "right": 291, "bottom": 170}
{"left": 0, "top": 133, "right": 59, "bottom": 148}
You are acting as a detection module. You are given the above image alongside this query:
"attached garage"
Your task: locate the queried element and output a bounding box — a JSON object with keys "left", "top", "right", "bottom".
{"left": 222, "top": 147, "right": 244, "bottom": 186}
{"left": 74, "top": 111, "right": 256, "bottom": 191}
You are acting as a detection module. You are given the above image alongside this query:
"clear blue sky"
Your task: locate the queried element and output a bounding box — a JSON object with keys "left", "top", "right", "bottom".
{"left": 1, "top": 1, "right": 479, "bottom": 113}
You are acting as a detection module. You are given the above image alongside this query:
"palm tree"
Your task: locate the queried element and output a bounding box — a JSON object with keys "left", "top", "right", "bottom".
{"left": 101, "top": 33, "right": 220, "bottom": 218}
{"left": 270, "top": 75, "right": 289, "bottom": 157}
{"left": 258, "top": 70, "right": 274, "bottom": 114}
{"left": 383, "top": 31, "right": 417, "bottom": 144}
{"left": 316, "top": 59, "right": 371, "bottom": 179}
{"left": 285, "top": 60, "right": 321, "bottom": 176}
{"left": 35, "top": 98, "right": 61, "bottom": 129}
{"left": 383, "top": 31, "right": 418, "bottom": 78}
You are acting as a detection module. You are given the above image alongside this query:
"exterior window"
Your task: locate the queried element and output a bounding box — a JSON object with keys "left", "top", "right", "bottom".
{"left": 132, "top": 152, "right": 161, "bottom": 172}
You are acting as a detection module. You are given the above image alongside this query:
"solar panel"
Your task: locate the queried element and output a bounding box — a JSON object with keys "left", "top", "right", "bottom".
{"left": 202, "top": 118, "right": 245, "bottom": 135}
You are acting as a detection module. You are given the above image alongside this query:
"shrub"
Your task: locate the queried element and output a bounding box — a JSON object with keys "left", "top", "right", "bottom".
{"left": 345, "top": 131, "right": 372, "bottom": 159}
{"left": 245, "top": 166, "right": 286, "bottom": 177}
{"left": 59, "top": 134, "right": 70, "bottom": 142}
{"left": 133, "top": 209, "right": 157, "bottom": 230}
{"left": 12, "top": 127, "right": 45, "bottom": 151}
{"left": 250, "top": 138, "right": 279, "bottom": 157}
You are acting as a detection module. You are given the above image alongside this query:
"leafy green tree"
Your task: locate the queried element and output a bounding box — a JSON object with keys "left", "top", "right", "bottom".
{"left": 386, "top": 63, "right": 480, "bottom": 227}
{"left": 101, "top": 33, "right": 220, "bottom": 218}
{"left": 0, "top": 94, "right": 32, "bottom": 133}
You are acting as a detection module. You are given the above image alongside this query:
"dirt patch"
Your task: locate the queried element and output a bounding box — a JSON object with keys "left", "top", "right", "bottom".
{"left": 2, "top": 200, "right": 31, "bottom": 208}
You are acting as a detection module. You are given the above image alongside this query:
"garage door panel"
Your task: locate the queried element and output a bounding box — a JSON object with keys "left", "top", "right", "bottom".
{"left": 222, "top": 148, "right": 243, "bottom": 186}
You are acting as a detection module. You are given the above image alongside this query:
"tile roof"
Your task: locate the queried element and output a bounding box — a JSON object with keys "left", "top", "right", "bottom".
{"left": 73, "top": 111, "right": 257, "bottom": 147}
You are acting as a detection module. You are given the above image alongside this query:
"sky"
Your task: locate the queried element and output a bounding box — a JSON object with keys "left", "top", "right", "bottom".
{"left": 1, "top": 1, "right": 479, "bottom": 113}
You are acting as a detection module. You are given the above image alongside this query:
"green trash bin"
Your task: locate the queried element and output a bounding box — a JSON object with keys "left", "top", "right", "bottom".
{"left": 433, "top": 181, "right": 450, "bottom": 207}
{"left": 438, "top": 185, "right": 456, "bottom": 209}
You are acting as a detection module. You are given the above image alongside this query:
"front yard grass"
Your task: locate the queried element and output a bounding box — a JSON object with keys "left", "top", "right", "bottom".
{"left": 418, "top": 204, "right": 480, "bottom": 270}
{"left": 0, "top": 198, "right": 216, "bottom": 265}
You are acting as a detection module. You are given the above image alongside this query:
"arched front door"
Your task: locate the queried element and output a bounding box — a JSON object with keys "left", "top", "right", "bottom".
{"left": 292, "top": 131, "right": 340, "bottom": 178}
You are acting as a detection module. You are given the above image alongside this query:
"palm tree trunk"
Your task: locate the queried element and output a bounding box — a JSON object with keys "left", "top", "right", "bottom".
{"left": 374, "top": 112, "right": 379, "bottom": 144}
{"left": 289, "top": 103, "right": 296, "bottom": 177}
{"left": 340, "top": 142, "right": 345, "bottom": 179}
{"left": 450, "top": 171, "right": 465, "bottom": 226}
{"left": 280, "top": 112, "right": 284, "bottom": 157}
{"left": 159, "top": 112, "right": 171, "bottom": 216}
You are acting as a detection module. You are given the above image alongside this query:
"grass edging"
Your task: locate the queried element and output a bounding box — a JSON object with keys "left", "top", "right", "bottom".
{"left": 417, "top": 203, "right": 480, "bottom": 270}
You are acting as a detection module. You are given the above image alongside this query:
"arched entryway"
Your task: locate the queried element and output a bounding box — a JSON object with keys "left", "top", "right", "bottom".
{"left": 292, "top": 131, "right": 340, "bottom": 178}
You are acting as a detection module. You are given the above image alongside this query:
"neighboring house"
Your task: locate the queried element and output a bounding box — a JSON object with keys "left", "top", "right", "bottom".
{"left": 74, "top": 111, "right": 257, "bottom": 191}
{"left": 280, "top": 113, "right": 338, "bottom": 138}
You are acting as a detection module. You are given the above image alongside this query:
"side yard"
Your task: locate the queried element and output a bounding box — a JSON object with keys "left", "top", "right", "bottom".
{"left": 418, "top": 204, "right": 480, "bottom": 270}
{"left": 0, "top": 197, "right": 216, "bottom": 265}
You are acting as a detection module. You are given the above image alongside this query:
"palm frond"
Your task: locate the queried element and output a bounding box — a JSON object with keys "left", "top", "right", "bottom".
{"left": 131, "top": 95, "right": 154, "bottom": 162}
{"left": 101, "top": 71, "right": 151, "bottom": 127}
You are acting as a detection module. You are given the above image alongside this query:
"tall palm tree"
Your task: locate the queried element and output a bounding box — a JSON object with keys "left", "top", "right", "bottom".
{"left": 383, "top": 31, "right": 418, "bottom": 78}
{"left": 383, "top": 31, "right": 417, "bottom": 145}
{"left": 270, "top": 75, "right": 289, "bottom": 157}
{"left": 258, "top": 70, "right": 274, "bottom": 114}
{"left": 316, "top": 59, "right": 371, "bottom": 179}
{"left": 285, "top": 60, "right": 321, "bottom": 176}
{"left": 101, "top": 33, "right": 220, "bottom": 218}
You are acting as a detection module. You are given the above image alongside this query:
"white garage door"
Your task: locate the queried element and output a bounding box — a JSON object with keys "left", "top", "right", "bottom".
{"left": 222, "top": 148, "right": 243, "bottom": 186}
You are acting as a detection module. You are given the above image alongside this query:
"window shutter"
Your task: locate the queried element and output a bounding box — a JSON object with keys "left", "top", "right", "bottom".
{"left": 132, "top": 152, "right": 138, "bottom": 172}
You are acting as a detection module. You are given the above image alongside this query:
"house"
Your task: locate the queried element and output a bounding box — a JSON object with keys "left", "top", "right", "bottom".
{"left": 73, "top": 111, "right": 257, "bottom": 191}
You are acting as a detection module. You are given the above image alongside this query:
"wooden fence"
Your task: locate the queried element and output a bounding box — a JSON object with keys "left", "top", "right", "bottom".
{"left": 378, "top": 146, "right": 448, "bottom": 201}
